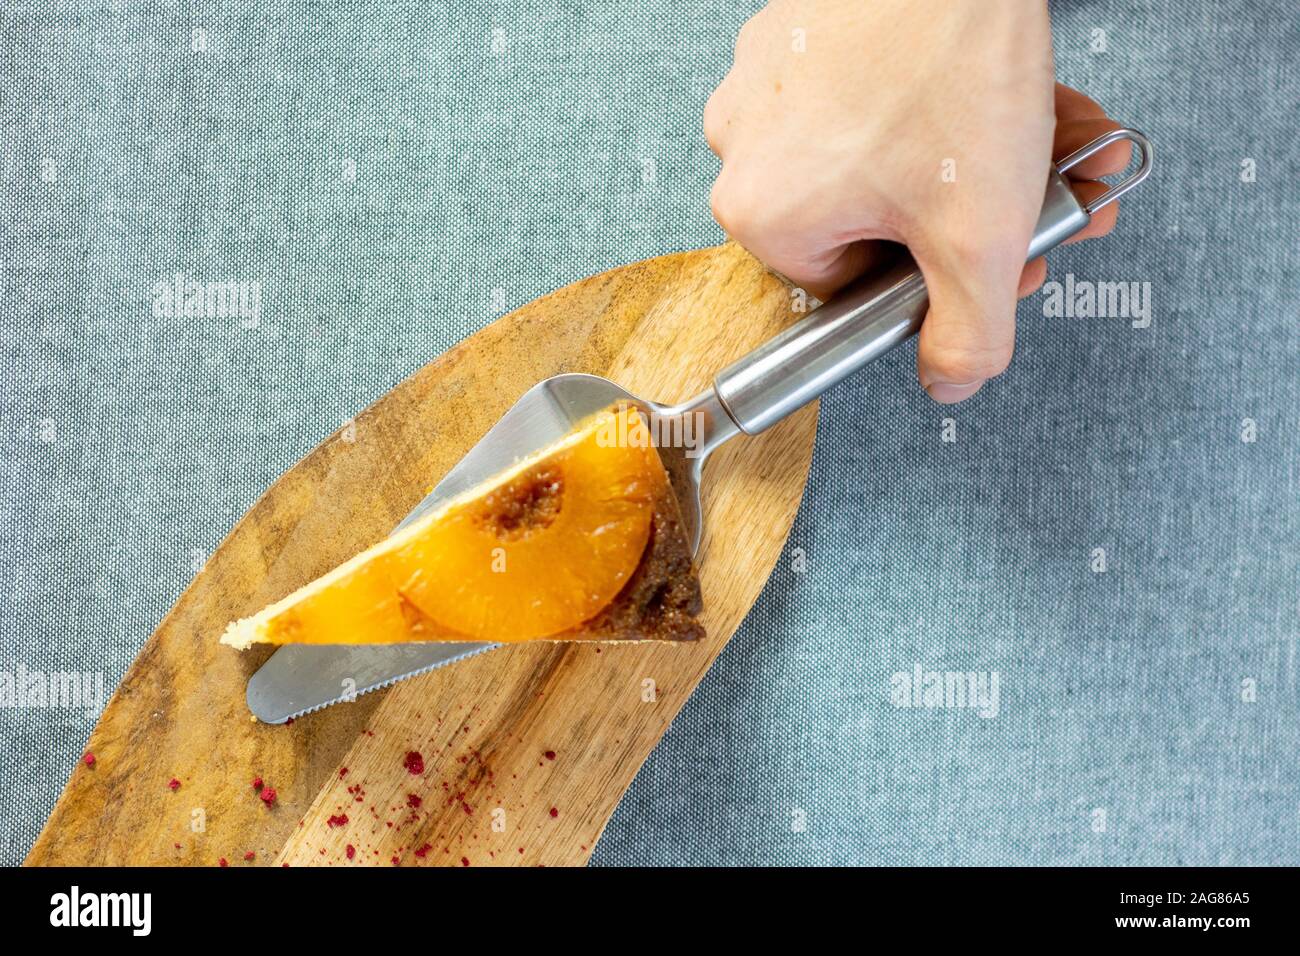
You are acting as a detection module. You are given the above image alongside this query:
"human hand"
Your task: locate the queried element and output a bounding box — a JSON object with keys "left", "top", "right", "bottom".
{"left": 705, "top": 0, "right": 1130, "bottom": 402}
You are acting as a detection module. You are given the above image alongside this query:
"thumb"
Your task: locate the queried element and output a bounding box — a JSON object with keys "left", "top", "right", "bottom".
{"left": 908, "top": 222, "right": 1029, "bottom": 404}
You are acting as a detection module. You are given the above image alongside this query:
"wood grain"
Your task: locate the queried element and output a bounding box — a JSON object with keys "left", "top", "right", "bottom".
{"left": 25, "top": 241, "right": 818, "bottom": 867}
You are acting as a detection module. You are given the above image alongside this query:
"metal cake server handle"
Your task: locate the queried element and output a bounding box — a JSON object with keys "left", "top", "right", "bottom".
{"left": 711, "top": 128, "right": 1153, "bottom": 434}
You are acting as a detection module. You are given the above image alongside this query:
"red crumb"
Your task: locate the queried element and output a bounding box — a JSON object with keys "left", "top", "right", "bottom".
{"left": 174, "top": 843, "right": 181, "bottom": 849}
{"left": 414, "top": 844, "right": 432, "bottom": 858}
{"left": 168, "top": 778, "right": 181, "bottom": 791}
{"left": 544, "top": 750, "right": 556, "bottom": 761}
{"left": 327, "top": 813, "right": 349, "bottom": 828}
{"left": 285, "top": 717, "right": 294, "bottom": 725}
{"left": 461, "top": 857, "right": 470, "bottom": 867}
{"left": 518, "top": 847, "right": 524, "bottom": 854}
{"left": 391, "top": 856, "right": 400, "bottom": 866}
{"left": 339, "top": 767, "right": 348, "bottom": 778}
{"left": 346, "top": 844, "right": 356, "bottom": 860}
{"left": 252, "top": 776, "right": 263, "bottom": 790}
{"left": 83, "top": 753, "right": 95, "bottom": 767}
{"left": 282, "top": 863, "right": 289, "bottom": 868}
{"left": 244, "top": 851, "right": 255, "bottom": 861}
{"left": 407, "top": 794, "right": 422, "bottom": 809}
{"left": 549, "top": 807, "right": 558, "bottom": 818}
{"left": 259, "top": 786, "right": 277, "bottom": 805}
{"left": 219, "top": 858, "right": 228, "bottom": 868}
{"left": 403, "top": 751, "right": 424, "bottom": 775}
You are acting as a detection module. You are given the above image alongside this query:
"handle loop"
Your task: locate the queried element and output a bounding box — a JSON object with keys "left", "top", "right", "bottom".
{"left": 1055, "top": 128, "right": 1153, "bottom": 214}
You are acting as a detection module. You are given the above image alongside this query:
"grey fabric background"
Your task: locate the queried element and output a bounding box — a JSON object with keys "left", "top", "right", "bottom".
{"left": 1, "top": 0, "right": 1296, "bottom": 865}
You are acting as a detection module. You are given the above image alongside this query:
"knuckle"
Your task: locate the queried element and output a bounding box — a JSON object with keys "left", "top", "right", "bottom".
{"left": 710, "top": 170, "right": 785, "bottom": 245}
{"left": 709, "top": 175, "right": 741, "bottom": 235}
{"left": 943, "top": 228, "right": 1024, "bottom": 276}
{"left": 702, "top": 92, "right": 727, "bottom": 153}
{"left": 923, "top": 336, "right": 1014, "bottom": 383}
{"left": 709, "top": 169, "right": 762, "bottom": 239}
{"left": 924, "top": 202, "right": 1037, "bottom": 273}
{"left": 734, "top": 16, "right": 762, "bottom": 55}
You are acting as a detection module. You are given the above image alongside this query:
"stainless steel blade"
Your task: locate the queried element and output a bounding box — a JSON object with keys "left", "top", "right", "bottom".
{"left": 245, "top": 374, "right": 635, "bottom": 723}
{"left": 245, "top": 641, "right": 494, "bottom": 724}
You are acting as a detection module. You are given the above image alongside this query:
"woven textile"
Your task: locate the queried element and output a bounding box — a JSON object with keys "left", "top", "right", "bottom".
{"left": 1, "top": 1, "right": 1296, "bottom": 865}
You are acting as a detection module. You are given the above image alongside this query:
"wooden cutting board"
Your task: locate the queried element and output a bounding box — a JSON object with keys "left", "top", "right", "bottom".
{"left": 25, "top": 241, "right": 818, "bottom": 867}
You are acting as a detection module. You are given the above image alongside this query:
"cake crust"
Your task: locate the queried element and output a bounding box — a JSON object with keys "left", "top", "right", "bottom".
{"left": 558, "top": 476, "right": 703, "bottom": 642}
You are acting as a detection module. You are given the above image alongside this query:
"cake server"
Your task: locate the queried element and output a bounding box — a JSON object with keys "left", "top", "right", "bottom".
{"left": 247, "top": 128, "right": 1152, "bottom": 723}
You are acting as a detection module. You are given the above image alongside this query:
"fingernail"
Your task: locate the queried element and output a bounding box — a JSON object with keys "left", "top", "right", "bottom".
{"left": 925, "top": 380, "right": 983, "bottom": 404}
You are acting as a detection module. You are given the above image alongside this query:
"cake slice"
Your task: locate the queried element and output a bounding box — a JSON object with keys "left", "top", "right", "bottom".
{"left": 221, "top": 404, "right": 703, "bottom": 649}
